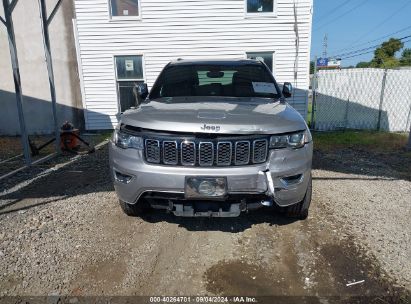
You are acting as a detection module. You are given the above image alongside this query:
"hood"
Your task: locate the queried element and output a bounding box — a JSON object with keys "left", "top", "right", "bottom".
{"left": 120, "top": 97, "right": 307, "bottom": 135}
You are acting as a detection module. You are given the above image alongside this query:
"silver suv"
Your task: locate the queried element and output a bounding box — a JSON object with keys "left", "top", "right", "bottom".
{"left": 109, "top": 59, "right": 313, "bottom": 219}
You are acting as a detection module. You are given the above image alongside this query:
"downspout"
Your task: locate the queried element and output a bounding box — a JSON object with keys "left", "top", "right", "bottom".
{"left": 293, "top": 0, "right": 300, "bottom": 106}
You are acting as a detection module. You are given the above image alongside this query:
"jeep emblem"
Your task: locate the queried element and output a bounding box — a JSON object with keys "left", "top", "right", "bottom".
{"left": 201, "top": 124, "right": 221, "bottom": 132}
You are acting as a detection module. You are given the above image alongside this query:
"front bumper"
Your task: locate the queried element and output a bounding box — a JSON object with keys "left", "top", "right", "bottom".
{"left": 109, "top": 141, "right": 313, "bottom": 211}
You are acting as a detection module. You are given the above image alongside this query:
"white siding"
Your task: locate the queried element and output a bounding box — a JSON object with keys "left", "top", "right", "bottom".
{"left": 74, "top": 0, "right": 313, "bottom": 130}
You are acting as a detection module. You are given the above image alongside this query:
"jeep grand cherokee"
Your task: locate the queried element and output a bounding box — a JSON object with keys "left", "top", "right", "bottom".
{"left": 109, "top": 59, "right": 313, "bottom": 219}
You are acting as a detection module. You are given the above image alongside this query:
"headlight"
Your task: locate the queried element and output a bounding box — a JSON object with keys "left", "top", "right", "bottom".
{"left": 113, "top": 129, "right": 143, "bottom": 149}
{"left": 270, "top": 130, "right": 311, "bottom": 149}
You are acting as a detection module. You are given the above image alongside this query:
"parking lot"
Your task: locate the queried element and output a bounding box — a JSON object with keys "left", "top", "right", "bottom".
{"left": 0, "top": 133, "right": 410, "bottom": 302}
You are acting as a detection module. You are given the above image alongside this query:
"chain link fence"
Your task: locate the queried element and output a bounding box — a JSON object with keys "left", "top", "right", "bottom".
{"left": 312, "top": 68, "right": 411, "bottom": 132}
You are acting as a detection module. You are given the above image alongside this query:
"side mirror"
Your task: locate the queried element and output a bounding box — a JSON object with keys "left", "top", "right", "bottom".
{"left": 137, "top": 83, "right": 149, "bottom": 100}
{"left": 282, "top": 82, "right": 292, "bottom": 98}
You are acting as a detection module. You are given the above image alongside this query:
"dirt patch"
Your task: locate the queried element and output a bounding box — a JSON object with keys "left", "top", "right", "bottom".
{"left": 71, "top": 255, "right": 128, "bottom": 295}
{"left": 204, "top": 227, "right": 410, "bottom": 303}
{"left": 205, "top": 260, "right": 300, "bottom": 296}
{"left": 313, "top": 148, "right": 411, "bottom": 181}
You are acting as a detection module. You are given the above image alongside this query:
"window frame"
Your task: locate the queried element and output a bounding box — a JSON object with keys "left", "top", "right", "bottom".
{"left": 108, "top": 0, "right": 142, "bottom": 21}
{"left": 244, "top": 0, "right": 278, "bottom": 18}
{"left": 246, "top": 51, "right": 276, "bottom": 75}
{"left": 113, "top": 54, "right": 146, "bottom": 113}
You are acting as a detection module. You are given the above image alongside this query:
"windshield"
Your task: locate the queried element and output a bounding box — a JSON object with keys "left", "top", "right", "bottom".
{"left": 149, "top": 64, "right": 280, "bottom": 100}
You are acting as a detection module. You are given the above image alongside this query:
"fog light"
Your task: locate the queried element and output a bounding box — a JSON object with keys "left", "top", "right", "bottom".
{"left": 114, "top": 170, "right": 133, "bottom": 184}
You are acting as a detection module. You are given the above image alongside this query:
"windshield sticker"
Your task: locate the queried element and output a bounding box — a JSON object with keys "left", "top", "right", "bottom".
{"left": 252, "top": 82, "right": 276, "bottom": 94}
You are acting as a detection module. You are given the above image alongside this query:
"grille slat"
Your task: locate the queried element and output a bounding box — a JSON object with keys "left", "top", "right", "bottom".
{"left": 144, "top": 137, "right": 268, "bottom": 166}
{"left": 253, "top": 139, "right": 268, "bottom": 164}
{"left": 145, "top": 139, "right": 161, "bottom": 164}
{"left": 163, "top": 141, "right": 178, "bottom": 165}
{"left": 199, "top": 142, "right": 214, "bottom": 166}
{"left": 235, "top": 141, "right": 251, "bottom": 165}
{"left": 217, "top": 142, "right": 232, "bottom": 166}
{"left": 181, "top": 141, "right": 196, "bottom": 165}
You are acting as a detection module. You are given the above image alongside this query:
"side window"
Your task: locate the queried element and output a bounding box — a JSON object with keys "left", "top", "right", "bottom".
{"left": 246, "top": 0, "right": 274, "bottom": 13}
{"left": 115, "top": 55, "right": 144, "bottom": 112}
{"left": 109, "top": 0, "right": 140, "bottom": 18}
{"left": 247, "top": 52, "right": 274, "bottom": 73}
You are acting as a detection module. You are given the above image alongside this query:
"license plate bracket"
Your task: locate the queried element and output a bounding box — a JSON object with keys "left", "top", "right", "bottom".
{"left": 185, "top": 177, "right": 227, "bottom": 199}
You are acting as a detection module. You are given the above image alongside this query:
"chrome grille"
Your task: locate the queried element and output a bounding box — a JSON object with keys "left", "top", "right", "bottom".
{"left": 253, "top": 139, "right": 268, "bottom": 163}
{"left": 163, "top": 141, "right": 178, "bottom": 165}
{"left": 217, "top": 142, "right": 232, "bottom": 166}
{"left": 199, "top": 142, "right": 214, "bottom": 166}
{"left": 181, "top": 141, "right": 195, "bottom": 165}
{"left": 145, "top": 139, "right": 160, "bottom": 163}
{"left": 235, "top": 141, "right": 250, "bottom": 165}
{"left": 144, "top": 136, "right": 269, "bottom": 166}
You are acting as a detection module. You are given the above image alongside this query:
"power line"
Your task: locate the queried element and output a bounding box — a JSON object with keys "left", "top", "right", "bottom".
{"left": 313, "top": 0, "right": 370, "bottom": 32}
{"left": 346, "top": 0, "right": 411, "bottom": 47}
{"left": 333, "top": 34, "right": 411, "bottom": 58}
{"left": 339, "top": 38, "right": 411, "bottom": 60}
{"left": 329, "top": 24, "right": 411, "bottom": 55}
{"left": 313, "top": 0, "right": 353, "bottom": 22}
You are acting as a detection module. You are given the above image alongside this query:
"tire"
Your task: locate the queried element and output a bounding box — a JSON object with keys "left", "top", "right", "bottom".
{"left": 119, "top": 199, "right": 147, "bottom": 217}
{"left": 285, "top": 174, "right": 312, "bottom": 220}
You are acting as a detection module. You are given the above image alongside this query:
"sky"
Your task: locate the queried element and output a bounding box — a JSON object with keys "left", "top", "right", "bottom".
{"left": 311, "top": 0, "right": 411, "bottom": 67}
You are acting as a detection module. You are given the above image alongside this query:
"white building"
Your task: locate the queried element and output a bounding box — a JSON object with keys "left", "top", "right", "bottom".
{"left": 73, "top": 0, "right": 313, "bottom": 130}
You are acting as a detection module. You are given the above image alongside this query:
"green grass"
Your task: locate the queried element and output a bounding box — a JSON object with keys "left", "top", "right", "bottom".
{"left": 313, "top": 131, "right": 410, "bottom": 153}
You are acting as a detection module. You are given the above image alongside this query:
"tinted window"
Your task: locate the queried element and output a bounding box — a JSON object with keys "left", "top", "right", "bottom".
{"left": 150, "top": 64, "right": 280, "bottom": 99}
{"left": 247, "top": 0, "right": 274, "bottom": 13}
{"left": 110, "top": 0, "right": 139, "bottom": 17}
{"left": 115, "top": 56, "right": 143, "bottom": 80}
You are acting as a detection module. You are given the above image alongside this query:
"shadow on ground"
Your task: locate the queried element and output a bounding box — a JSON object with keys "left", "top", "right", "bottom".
{"left": 312, "top": 148, "right": 411, "bottom": 181}
{"left": 0, "top": 146, "right": 113, "bottom": 215}
{"left": 140, "top": 208, "right": 299, "bottom": 232}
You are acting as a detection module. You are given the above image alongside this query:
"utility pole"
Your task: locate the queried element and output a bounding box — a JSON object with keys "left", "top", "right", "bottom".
{"left": 311, "top": 56, "right": 318, "bottom": 130}
{"left": 407, "top": 125, "right": 411, "bottom": 151}
{"left": 322, "top": 34, "right": 328, "bottom": 59}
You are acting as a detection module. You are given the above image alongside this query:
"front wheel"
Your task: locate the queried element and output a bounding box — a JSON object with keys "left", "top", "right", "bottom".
{"left": 285, "top": 175, "right": 312, "bottom": 220}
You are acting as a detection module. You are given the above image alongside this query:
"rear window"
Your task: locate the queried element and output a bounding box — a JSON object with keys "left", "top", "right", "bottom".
{"left": 149, "top": 64, "right": 280, "bottom": 100}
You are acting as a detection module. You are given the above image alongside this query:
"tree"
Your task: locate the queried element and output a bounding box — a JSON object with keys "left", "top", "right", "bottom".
{"left": 369, "top": 38, "right": 403, "bottom": 68}
{"left": 400, "top": 48, "right": 411, "bottom": 67}
{"left": 356, "top": 61, "right": 370, "bottom": 68}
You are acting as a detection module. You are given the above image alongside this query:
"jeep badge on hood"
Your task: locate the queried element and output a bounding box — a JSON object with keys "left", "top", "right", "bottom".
{"left": 201, "top": 124, "right": 221, "bottom": 132}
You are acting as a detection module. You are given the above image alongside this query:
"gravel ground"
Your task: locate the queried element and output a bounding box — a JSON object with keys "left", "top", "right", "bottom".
{"left": 314, "top": 170, "right": 411, "bottom": 286}
{"left": 0, "top": 144, "right": 410, "bottom": 302}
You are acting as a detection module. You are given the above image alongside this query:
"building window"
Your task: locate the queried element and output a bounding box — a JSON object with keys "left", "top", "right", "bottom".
{"left": 110, "top": 0, "right": 140, "bottom": 18}
{"left": 115, "top": 55, "right": 144, "bottom": 112}
{"left": 247, "top": 52, "right": 274, "bottom": 72}
{"left": 246, "top": 0, "right": 274, "bottom": 13}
